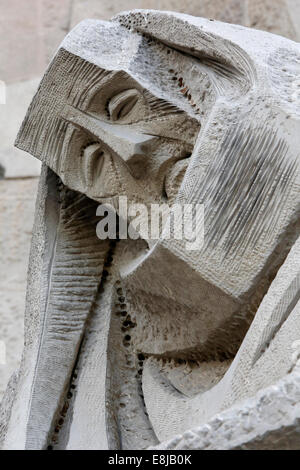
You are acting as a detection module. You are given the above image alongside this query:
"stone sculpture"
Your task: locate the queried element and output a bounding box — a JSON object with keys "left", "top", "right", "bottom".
{"left": 1, "top": 10, "right": 300, "bottom": 450}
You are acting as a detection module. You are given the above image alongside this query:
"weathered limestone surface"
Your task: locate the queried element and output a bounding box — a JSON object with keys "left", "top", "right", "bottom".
{"left": 151, "top": 367, "right": 300, "bottom": 450}
{"left": 0, "top": 0, "right": 299, "bottom": 406}
{"left": 143, "top": 234, "right": 300, "bottom": 441}
{"left": 1, "top": 9, "right": 299, "bottom": 450}
{"left": 0, "top": 0, "right": 72, "bottom": 84}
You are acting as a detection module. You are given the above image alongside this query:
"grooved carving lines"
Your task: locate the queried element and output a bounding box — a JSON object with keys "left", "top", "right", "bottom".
{"left": 198, "top": 124, "right": 298, "bottom": 257}
{"left": 26, "top": 181, "right": 109, "bottom": 449}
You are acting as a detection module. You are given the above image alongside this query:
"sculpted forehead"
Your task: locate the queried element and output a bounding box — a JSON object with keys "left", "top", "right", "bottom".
{"left": 60, "top": 19, "right": 211, "bottom": 119}
{"left": 15, "top": 13, "right": 255, "bottom": 171}
{"left": 16, "top": 45, "right": 200, "bottom": 168}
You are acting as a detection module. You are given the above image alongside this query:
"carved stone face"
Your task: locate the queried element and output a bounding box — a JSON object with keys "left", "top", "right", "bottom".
{"left": 17, "top": 11, "right": 300, "bottom": 351}
{"left": 53, "top": 70, "right": 198, "bottom": 206}
{"left": 8, "top": 11, "right": 300, "bottom": 450}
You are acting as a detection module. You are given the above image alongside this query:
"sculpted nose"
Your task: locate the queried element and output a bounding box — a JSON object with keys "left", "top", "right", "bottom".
{"left": 61, "top": 104, "right": 157, "bottom": 161}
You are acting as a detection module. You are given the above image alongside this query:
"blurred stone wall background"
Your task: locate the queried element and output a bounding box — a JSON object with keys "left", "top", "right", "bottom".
{"left": 0, "top": 0, "right": 299, "bottom": 400}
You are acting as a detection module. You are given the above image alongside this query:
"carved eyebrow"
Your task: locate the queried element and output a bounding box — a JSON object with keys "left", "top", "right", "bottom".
{"left": 65, "top": 54, "right": 186, "bottom": 120}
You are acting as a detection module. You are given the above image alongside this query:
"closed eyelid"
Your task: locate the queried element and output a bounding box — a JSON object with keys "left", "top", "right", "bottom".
{"left": 107, "top": 89, "right": 142, "bottom": 121}
{"left": 60, "top": 104, "right": 157, "bottom": 162}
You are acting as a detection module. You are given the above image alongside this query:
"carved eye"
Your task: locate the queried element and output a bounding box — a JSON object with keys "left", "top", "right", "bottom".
{"left": 164, "top": 153, "right": 192, "bottom": 201}
{"left": 108, "top": 89, "right": 140, "bottom": 121}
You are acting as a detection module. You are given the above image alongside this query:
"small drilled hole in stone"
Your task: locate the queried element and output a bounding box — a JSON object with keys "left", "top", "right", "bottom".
{"left": 62, "top": 402, "right": 69, "bottom": 414}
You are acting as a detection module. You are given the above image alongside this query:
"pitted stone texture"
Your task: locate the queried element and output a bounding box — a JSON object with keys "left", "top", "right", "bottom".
{"left": 0, "top": 79, "right": 41, "bottom": 178}
{"left": 0, "top": 178, "right": 39, "bottom": 400}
